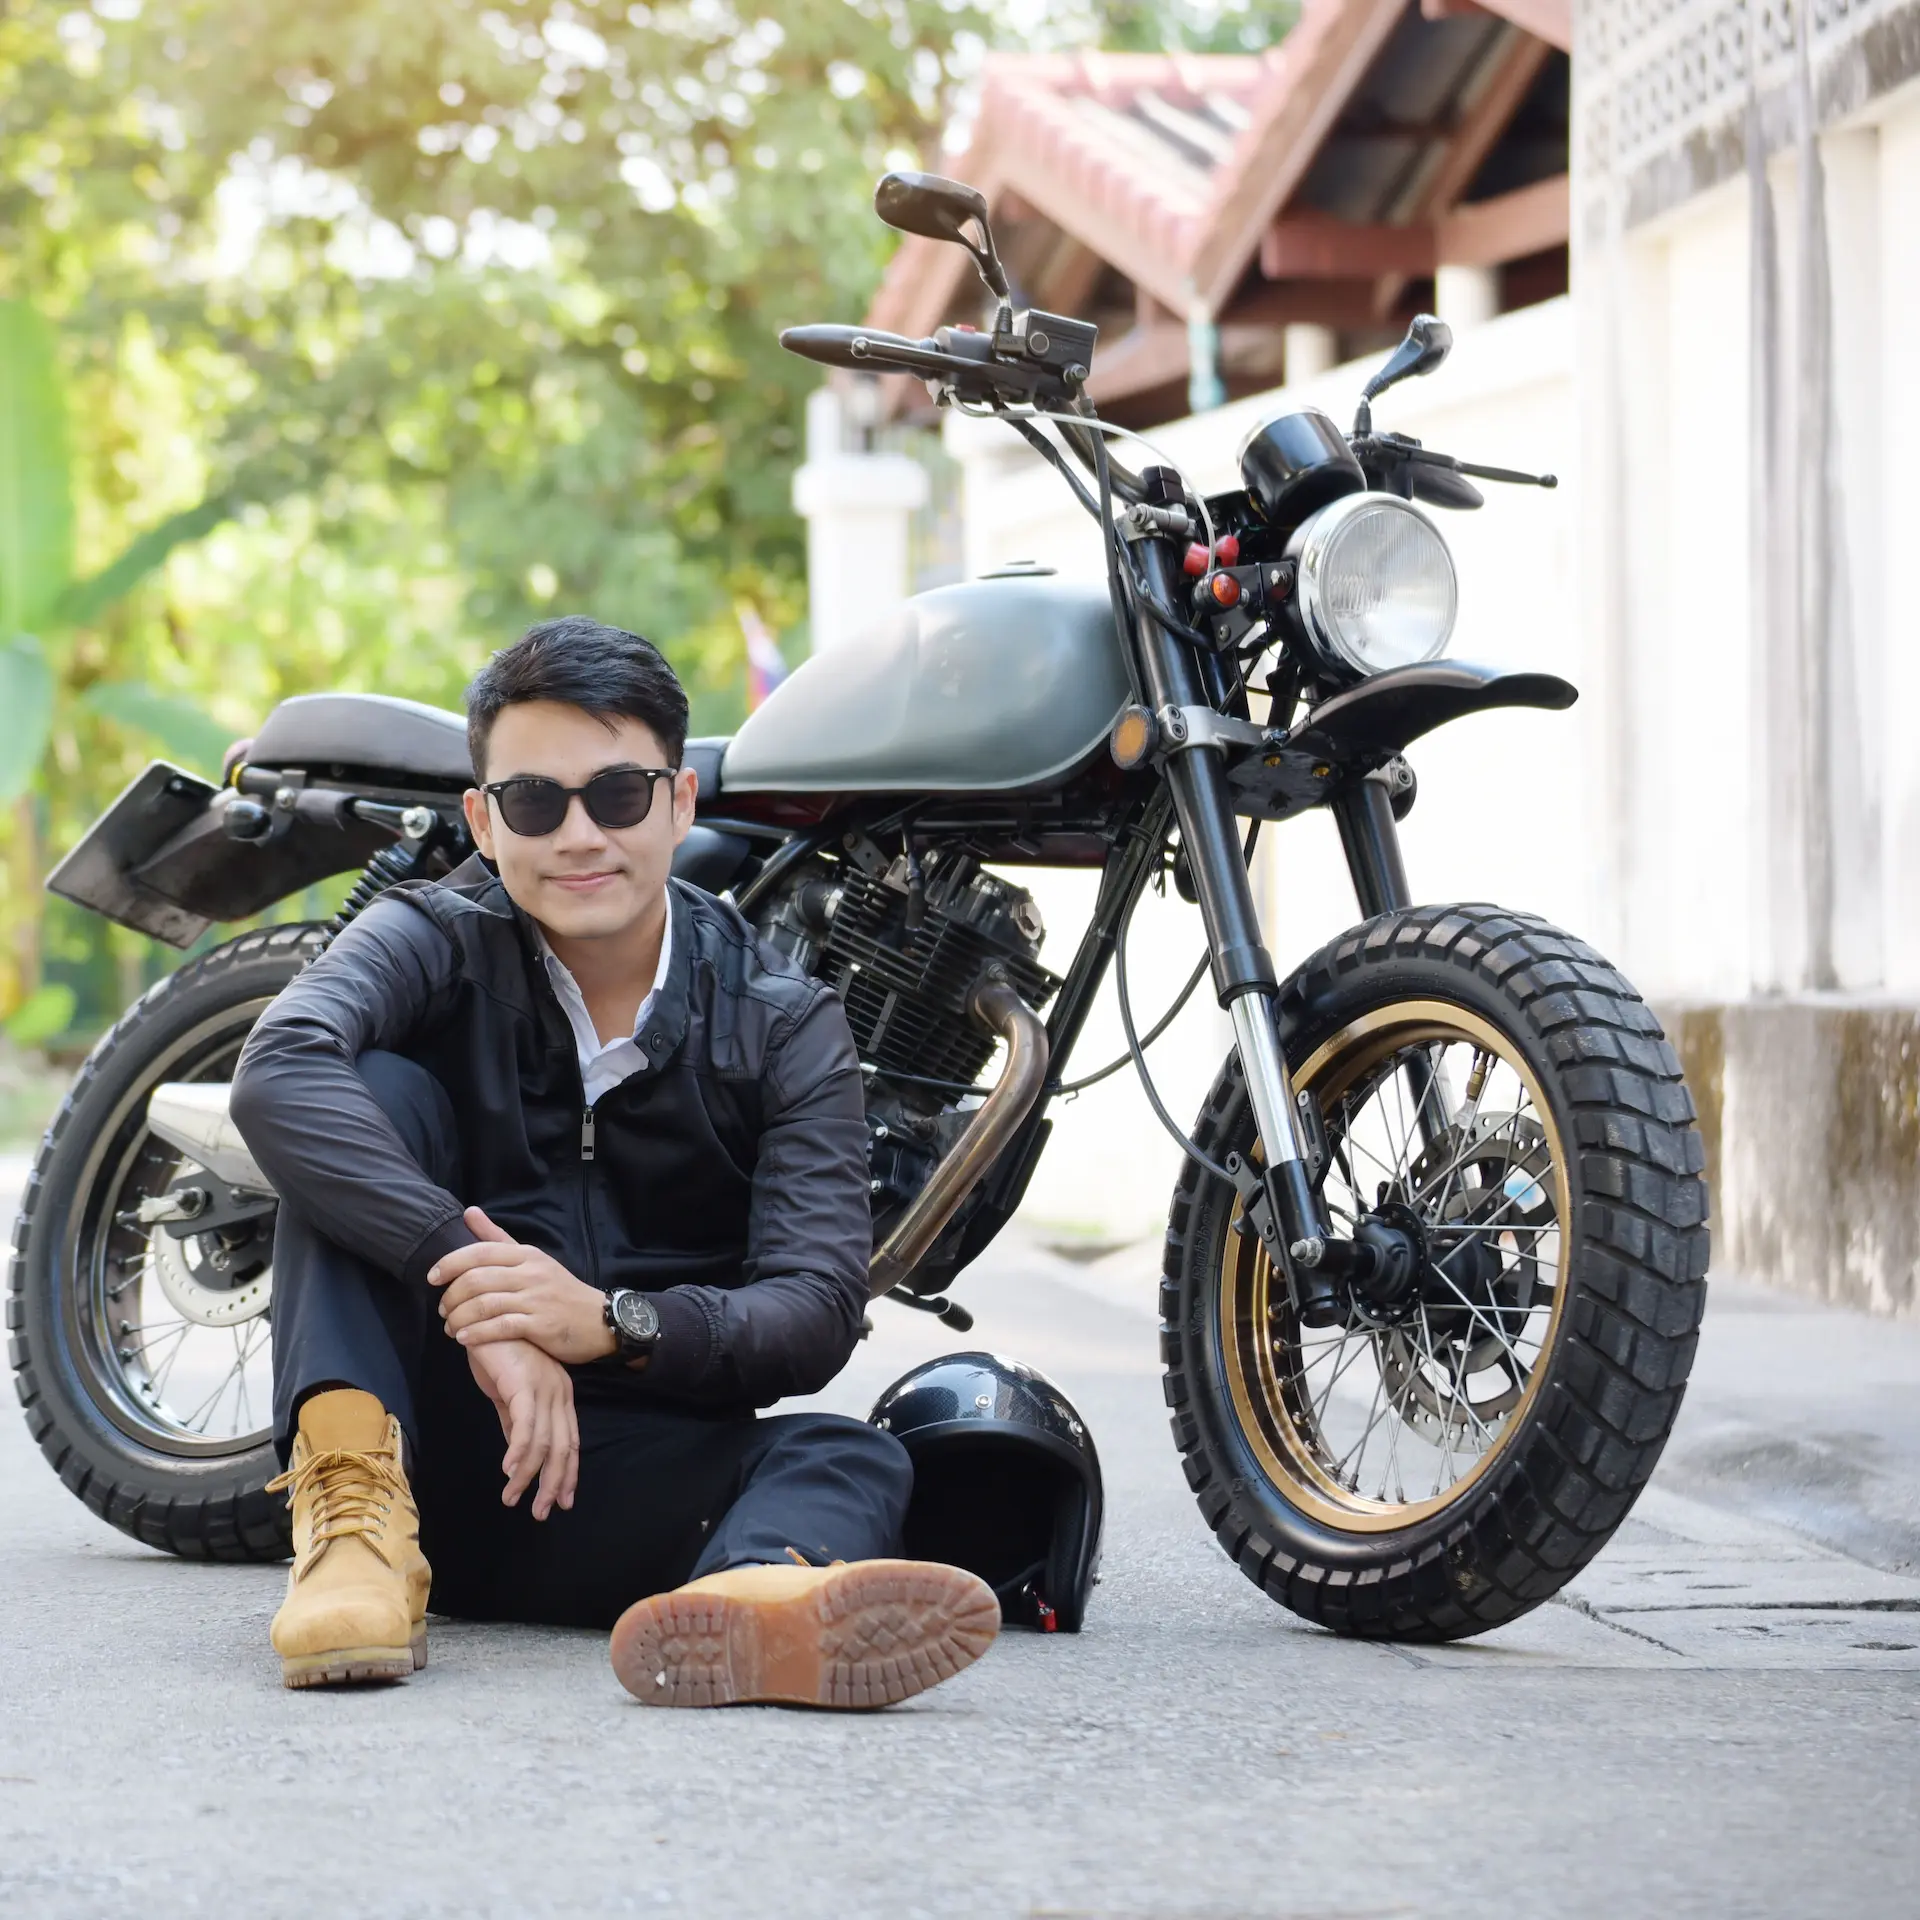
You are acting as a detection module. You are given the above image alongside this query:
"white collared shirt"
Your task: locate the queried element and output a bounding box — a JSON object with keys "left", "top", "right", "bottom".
{"left": 536, "top": 905, "right": 673, "bottom": 1108}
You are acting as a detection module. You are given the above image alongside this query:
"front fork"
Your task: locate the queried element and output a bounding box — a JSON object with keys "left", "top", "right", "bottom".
{"left": 1128, "top": 492, "right": 1417, "bottom": 1307}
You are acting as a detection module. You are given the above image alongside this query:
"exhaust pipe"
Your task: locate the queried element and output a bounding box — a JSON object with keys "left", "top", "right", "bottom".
{"left": 868, "top": 968, "right": 1049, "bottom": 1301}
{"left": 147, "top": 1083, "right": 272, "bottom": 1193}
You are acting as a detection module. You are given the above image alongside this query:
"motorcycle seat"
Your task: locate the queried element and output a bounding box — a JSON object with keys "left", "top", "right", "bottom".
{"left": 248, "top": 695, "right": 733, "bottom": 798}
{"left": 248, "top": 693, "right": 475, "bottom": 786}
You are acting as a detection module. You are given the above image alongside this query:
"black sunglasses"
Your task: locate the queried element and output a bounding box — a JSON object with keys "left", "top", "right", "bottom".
{"left": 481, "top": 765, "right": 678, "bottom": 838}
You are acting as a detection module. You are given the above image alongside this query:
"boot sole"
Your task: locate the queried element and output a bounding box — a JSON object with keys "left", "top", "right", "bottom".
{"left": 609, "top": 1560, "right": 999, "bottom": 1710}
{"left": 281, "top": 1622, "right": 428, "bottom": 1690}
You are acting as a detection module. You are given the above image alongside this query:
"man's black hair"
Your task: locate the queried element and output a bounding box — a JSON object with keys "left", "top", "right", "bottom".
{"left": 465, "top": 616, "right": 689, "bottom": 778}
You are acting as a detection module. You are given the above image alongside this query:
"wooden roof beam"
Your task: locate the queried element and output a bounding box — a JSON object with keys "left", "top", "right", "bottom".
{"left": 1223, "top": 279, "right": 1398, "bottom": 330}
{"left": 1190, "top": 0, "right": 1410, "bottom": 314}
{"left": 1436, "top": 172, "right": 1569, "bottom": 266}
{"left": 1084, "top": 322, "right": 1190, "bottom": 405}
{"left": 1262, "top": 213, "right": 1436, "bottom": 279}
{"left": 1372, "top": 26, "right": 1550, "bottom": 317}
{"left": 1420, "top": 0, "right": 1570, "bottom": 51}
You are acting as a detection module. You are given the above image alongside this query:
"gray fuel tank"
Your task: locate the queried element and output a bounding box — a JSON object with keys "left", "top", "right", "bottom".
{"left": 721, "top": 573, "right": 1130, "bottom": 793}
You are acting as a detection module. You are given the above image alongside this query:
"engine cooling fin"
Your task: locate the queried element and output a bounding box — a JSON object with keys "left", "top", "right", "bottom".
{"left": 763, "top": 849, "right": 1060, "bottom": 1100}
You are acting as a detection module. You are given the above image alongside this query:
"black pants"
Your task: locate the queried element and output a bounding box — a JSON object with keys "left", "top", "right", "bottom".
{"left": 268, "top": 1050, "right": 911, "bottom": 1629}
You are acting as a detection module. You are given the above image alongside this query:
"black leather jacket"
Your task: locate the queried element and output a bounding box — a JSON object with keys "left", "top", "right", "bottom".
{"left": 230, "top": 858, "right": 872, "bottom": 1409}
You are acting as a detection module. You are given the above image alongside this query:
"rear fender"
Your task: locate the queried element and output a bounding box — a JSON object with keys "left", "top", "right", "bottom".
{"left": 45, "top": 762, "right": 387, "bottom": 949}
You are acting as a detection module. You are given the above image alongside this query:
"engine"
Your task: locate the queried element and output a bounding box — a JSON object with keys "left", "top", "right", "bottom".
{"left": 754, "top": 837, "right": 1061, "bottom": 1222}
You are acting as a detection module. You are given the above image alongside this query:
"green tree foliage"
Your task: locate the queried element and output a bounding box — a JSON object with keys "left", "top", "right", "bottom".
{"left": 0, "top": 0, "right": 982, "bottom": 1035}
{"left": 1075, "top": 0, "right": 1297, "bottom": 54}
{"left": 0, "top": 0, "right": 1285, "bottom": 1048}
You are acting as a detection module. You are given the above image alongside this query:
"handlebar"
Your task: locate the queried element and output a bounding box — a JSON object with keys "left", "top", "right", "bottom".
{"left": 780, "top": 323, "right": 981, "bottom": 382}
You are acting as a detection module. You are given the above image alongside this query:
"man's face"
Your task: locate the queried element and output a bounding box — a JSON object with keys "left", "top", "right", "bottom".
{"left": 462, "top": 700, "right": 697, "bottom": 942}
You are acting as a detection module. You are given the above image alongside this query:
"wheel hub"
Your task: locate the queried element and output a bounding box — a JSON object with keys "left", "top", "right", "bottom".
{"left": 148, "top": 1163, "right": 274, "bottom": 1329}
{"left": 1344, "top": 1203, "right": 1426, "bottom": 1325}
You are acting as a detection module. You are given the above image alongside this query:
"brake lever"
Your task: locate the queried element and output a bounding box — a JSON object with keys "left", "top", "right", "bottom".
{"left": 1452, "top": 455, "right": 1558, "bottom": 490}
{"left": 1353, "top": 433, "right": 1556, "bottom": 491}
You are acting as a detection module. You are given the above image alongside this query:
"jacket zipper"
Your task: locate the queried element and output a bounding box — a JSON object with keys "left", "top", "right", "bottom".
{"left": 579, "top": 1099, "right": 602, "bottom": 1287}
{"left": 538, "top": 953, "right": 603, "bottom": 1287}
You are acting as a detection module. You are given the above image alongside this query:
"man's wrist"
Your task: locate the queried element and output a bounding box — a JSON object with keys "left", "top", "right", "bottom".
{"left": 582, "top": 1289, "right": 618, "bottom": 1362}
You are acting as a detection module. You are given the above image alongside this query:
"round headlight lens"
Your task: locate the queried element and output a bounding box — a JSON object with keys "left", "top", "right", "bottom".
{"left": 1288, "top": 493, "right": 1457, "bottom": 678}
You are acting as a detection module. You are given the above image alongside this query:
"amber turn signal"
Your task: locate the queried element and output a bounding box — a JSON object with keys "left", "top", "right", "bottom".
{"left": 1208, "top": 572, "right": 1241, "bottom": 608}
{"left": 1109, "top": 704, "right": 1159, "bottom": 770}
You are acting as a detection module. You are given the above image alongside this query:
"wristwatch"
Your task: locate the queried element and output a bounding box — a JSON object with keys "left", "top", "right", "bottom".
{"left": 604, "top": 1288, "right": 661, "bottom": 1363}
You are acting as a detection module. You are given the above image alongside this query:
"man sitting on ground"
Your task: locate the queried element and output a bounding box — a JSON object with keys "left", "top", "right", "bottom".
{"left": 230, "top": 616, "right": 997, "bottom": 1705}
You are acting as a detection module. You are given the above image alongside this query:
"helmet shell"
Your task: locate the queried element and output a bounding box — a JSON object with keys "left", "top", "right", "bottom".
{"left": 869, "top": 1351, "right": 1103, "bottom": 1632}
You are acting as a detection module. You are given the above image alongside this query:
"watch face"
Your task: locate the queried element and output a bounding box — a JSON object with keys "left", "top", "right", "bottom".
{"left": 614, "top": 1291, "right": 659, "bottom": 1343}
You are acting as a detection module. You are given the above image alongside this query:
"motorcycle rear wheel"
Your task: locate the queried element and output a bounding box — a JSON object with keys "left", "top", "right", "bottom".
{"left": 1161, "top": 904, "right": 1709, "bottom": 1640}
{"left": 8, "top": 924, "right": 322, "bottom": 1561}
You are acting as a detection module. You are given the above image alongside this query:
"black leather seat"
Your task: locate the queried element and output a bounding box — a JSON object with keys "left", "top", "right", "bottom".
{"left": 249, "top": 695, "right": 732, "bottom": 796}
{"left": 248, "top": 693, "right": 475, "bottom": 786}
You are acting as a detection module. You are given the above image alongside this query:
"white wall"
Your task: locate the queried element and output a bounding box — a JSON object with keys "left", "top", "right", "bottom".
{"left": 1878, "top": 87, "right": 1920, "bottom": 993}
{"left": 1578, "top": 69, "right": 1920, "bottom": 1004}
{"left": 944, "top": 298, "right": 1582, "bottom": 1237}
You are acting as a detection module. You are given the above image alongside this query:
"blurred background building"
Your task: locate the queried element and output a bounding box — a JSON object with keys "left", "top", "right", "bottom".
{"left": 798, "top": 0, "right": 1920, "bottom": 1311}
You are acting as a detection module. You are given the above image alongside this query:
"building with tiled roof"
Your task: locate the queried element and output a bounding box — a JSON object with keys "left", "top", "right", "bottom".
{"left": 869, "top": 0, "right": 1571, "bottom": 423}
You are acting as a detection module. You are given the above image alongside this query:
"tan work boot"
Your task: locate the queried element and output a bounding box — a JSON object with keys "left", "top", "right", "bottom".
{"left": 266, "top": 1389, "right": 431, "bottom": 1689}
{"left": 609, "top": 1559, "right": 999, "bottom": 1710}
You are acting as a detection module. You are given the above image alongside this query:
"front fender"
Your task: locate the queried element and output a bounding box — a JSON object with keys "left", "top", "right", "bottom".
{"left": 1291, "top": 662, "right": 1577, "bottom": 765}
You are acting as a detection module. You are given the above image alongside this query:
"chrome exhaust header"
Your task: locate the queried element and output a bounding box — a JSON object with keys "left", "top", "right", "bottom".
{"left": 867, "top": 968, "right": 1050, "bottom": 1301}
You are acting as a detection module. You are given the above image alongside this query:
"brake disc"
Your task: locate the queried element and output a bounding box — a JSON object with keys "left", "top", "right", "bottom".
{"left": 1376, "top": 1113, "right": 1555, "bottom": 1445}
{"left": 147, "top": 1167, "right": 274, "bottom": 1330}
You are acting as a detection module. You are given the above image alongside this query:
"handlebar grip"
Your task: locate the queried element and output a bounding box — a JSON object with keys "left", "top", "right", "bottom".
{"left": 780, "top": 323, "right": 925, "bottom": 371}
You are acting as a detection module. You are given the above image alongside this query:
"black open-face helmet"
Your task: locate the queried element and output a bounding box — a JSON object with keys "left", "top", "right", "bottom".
{"left": 869, "top": 1351, "right": 1103, "bottom": 1633}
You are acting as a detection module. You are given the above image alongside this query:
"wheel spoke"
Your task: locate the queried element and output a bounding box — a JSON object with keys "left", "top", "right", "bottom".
{"left": 73, "top": 1021, "right": 279, "bottom": 1456}
{"left": 1232, "top": 1011, "right": 1568, "bottom": 1530}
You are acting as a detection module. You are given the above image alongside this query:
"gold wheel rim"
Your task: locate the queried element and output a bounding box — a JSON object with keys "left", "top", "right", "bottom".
{"left": 1218, "top": 1000, "right": 1573, "bottom": 1534}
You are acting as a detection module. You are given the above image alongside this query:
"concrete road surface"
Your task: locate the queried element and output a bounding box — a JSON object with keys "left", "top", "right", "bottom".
{"left": 4, "top": 1162, "right": 1919, "bottom": 1918}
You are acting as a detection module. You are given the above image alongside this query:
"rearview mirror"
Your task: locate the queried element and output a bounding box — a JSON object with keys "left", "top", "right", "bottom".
{"left": 874, "top": 171, "right": 1010, "bottom": 303}
{"left": 1362, "top": 314, "right": 1453, "bottom": 405}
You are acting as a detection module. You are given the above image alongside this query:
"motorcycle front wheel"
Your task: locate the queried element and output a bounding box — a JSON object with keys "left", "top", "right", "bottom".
{"left": 1162, "top": 904, "right": 1709, "bottom": 1641}
{"left": 8, "top": 924, "right": 322, "bottom": 1561}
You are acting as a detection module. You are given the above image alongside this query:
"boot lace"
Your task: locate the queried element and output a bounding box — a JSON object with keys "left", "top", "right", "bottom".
{"left": 267, "top": 1447, "right": 411, "bottom": 1574}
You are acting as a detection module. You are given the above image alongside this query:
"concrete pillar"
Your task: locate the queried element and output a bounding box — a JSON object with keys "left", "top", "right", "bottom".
{"left": 1435, "top": 262, "right": 1500, "bottom": 330}
{"left": 1282, "top": 322, "right": 1338, "bottom": 385}
{"left": 1186, "top": 297, "right": 1226, "bottom": 413}
{"left": 791, "top": 387, "right": 930, "bottom": 653}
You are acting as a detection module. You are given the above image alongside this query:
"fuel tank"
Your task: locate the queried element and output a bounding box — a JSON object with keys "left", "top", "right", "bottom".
{"left": 720, "top": 573, "right": 1131, "bottom": 793}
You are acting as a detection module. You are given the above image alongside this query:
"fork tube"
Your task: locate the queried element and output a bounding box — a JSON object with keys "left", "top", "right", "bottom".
{"left": 1128, "top": 492, "right": 1324, "bottom": 1243}
{"left": 1332, "top": 776, "right": 1412, "bottom": 917}
{"left": 1333, "top": 775, "right": 1451, "bottom": 1150}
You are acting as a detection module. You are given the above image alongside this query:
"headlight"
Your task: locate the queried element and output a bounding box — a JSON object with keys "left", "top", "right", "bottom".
{"left": 1286, "top": 492, "right": 1457, "bottom": 679}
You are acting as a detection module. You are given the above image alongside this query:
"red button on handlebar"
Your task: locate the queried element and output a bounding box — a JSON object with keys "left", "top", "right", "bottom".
{"left": 1183, "top": 544, "right": 1209, "bottom": 577}
{"left": 1215, "top": 534, "right": 1240, "bottom": 566}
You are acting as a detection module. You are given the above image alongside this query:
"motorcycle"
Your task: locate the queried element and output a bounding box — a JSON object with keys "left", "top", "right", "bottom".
{"left": 9, "top": 173, "right": 1708, "bottom": 1640}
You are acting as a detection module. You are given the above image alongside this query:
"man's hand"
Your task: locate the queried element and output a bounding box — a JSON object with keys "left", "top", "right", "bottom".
{"left": 464, "top": 1337, "right": 579, "bottom": 1519}
{"left": 431, "top": 1207, "right": 618, "bottom": 1365}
